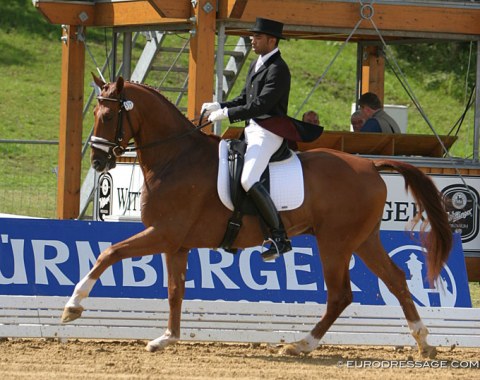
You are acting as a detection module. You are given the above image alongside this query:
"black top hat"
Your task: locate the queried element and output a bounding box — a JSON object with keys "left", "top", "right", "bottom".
{"left": 249, "top": 17, "right": 285, "bottom": 40}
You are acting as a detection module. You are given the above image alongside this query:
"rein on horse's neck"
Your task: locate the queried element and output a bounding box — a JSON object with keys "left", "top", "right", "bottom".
{"left": 130, "top": 82, "right": 213, "bottom": 146}
{"left": 125, "top": 82, "right": 218, "bottom": 167}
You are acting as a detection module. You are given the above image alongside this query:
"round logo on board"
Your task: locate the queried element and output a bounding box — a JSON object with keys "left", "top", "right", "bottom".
{"left": 442, "top": 184, "right": 479, "bottom": 243}
{"left": 378, "top": 245, "right": 457, "bottom": 307}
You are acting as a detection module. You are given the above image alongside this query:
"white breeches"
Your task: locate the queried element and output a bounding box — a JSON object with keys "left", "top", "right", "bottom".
{"left": 241, "top": 121, "right": 284, "bottom": 192}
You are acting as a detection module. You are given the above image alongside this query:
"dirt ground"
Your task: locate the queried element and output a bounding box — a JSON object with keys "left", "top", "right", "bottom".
{"left": 0, "top": 339, "right": 478, "bottom": 380}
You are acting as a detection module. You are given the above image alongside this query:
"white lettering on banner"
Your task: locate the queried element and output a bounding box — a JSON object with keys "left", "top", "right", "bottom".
{"left": 197, "top": 248, "right": 240, "bottom": 289}
{"left": 185, "top": 247, "right": 319, "bottom": 292}
{"left": 284, "top": 247, "right": 318, "bottom": 291}
{"left": 239, "top": 247, "right": 280, "bottom": 290}
{"left": 75, "top": 241, "right": 116, "bottom": 286}
{"left": 32, "top": 240, "right": 74, "bottom": 286}
{"left": 122, "top": 256, "right": 157, "bottom": 286}
{"left": 0, "top": 236, "right": 27, "bottom": 284}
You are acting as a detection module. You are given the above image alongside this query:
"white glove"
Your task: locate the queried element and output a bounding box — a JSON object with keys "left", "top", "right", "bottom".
{"left": 208, "top": 108, "right": 229, "bottom": 122}
{"left": 201, "top": 102, "right": 220, "bottom": 117}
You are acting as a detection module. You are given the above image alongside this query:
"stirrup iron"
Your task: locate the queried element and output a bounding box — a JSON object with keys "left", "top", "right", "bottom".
{"left": 260, "top": 237, "right": 292, "bottom": 262}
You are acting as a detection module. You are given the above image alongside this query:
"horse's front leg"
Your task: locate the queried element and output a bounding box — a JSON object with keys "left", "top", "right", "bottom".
{"left": 146, "top": 249, "right": 188, "bottom": 352}
{"left": 61, "top": 226, "right": 169, "bottom": 323}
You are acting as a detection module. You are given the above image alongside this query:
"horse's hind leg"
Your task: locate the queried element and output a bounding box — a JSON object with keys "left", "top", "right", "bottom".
{"left": 282, "top": 243, "right": 353, "bottom": 355}
{"left": 355, "top": 230, "right": 436, "bottom": 359}
{"left": 146, "top": 249, "right": 188, "bottom": 352}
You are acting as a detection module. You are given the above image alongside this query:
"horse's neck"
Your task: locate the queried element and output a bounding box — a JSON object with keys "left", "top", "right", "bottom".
{"left": 129, "top": 85, "right": 218, "bottom": 173}
{"left": 135, "top": 120, "right": 217, "bottom": 174}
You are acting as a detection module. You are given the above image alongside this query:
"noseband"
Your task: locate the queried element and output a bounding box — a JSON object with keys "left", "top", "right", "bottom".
{"left": 90, "top": 96, "right": 135, "bottom": 158}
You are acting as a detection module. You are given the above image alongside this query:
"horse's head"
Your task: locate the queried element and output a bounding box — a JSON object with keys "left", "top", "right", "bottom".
{"left": 90, "top": 75, "right": 136, "bottom": 172}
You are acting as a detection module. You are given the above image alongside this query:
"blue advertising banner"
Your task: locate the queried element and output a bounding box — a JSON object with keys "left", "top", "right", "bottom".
{"left": 0, "top": 218, "right": 471, "bottom": 307}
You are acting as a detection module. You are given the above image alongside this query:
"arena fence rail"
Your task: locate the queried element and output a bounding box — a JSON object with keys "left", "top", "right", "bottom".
{"left": 1, "top": 296, "right": 479, "bottom": 348}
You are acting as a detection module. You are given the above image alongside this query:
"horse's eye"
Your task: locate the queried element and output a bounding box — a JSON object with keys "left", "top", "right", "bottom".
{"left": 104, "top": 111, "right": 114, "bottom": 121}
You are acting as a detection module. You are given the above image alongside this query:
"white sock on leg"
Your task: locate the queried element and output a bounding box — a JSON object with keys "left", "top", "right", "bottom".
{"left": 65, "top": 277, "right": 97, "bottom": 308}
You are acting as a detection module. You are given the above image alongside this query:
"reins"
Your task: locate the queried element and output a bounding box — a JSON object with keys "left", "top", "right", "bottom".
{"left": 125, "top": 109, "right": 211, "bottom": 153}
{"left": 91, "top": 94, "right": 211, "bottom": 157}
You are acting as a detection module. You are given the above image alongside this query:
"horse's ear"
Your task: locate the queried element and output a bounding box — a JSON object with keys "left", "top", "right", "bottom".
{"left": 116, "top": 76, "right": 124, "bottom": 93}
{"left": 92, "top": 73, "right": 105, "bottom": 88}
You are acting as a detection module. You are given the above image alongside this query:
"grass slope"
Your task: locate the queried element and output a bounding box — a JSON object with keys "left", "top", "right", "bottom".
{"left": 1, "top": 2, "right": 477, "bottom": 156}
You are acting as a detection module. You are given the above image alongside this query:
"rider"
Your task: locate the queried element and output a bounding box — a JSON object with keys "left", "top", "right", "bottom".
{"left": 202, "top": 17, "right": 292, "bottom": 261}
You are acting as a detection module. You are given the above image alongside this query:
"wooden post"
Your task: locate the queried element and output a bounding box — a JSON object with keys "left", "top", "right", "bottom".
{"left": 187, "top": 0, "right": 216, "bottom": 133}
{"left": 361, "top": 45, "right": 385, "bottom": 103}
{"left": 57, "top": 25, "right": 85, "bottom": 219}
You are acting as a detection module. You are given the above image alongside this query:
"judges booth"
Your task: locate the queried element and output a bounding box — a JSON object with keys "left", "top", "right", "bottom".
{"left": 222, "top": 128, "right": 457, "bottom": 158}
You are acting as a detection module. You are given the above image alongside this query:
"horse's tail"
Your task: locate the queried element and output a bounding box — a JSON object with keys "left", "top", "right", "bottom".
{"left": 374, "top": 159, "right": 452, "bottom": 284}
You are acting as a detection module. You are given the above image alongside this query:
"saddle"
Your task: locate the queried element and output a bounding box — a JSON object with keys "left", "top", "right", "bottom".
{"left": 219, "top": 139, "right": 292, "bottom": 254}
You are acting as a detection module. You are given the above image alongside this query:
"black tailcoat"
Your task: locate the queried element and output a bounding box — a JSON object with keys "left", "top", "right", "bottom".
{"left": 221, "top": 51, "right": 290, "bottom": 124}
{"left": 221, "top": 51, "right": 322, "bottom": 143}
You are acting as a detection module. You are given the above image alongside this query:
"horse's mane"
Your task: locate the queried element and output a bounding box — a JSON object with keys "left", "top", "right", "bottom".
{"left": 123, "top": 81, "right": 191, "bottom": 123}
{"left": 126, "top": 81, "right": 220, "bottom": 142}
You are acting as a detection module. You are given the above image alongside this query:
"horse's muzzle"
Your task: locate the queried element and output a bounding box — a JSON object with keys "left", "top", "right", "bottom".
{"left": 91, "top": 150, "right": 116, "bottom": 172}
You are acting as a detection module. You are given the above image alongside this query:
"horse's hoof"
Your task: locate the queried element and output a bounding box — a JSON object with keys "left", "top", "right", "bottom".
{"left": 61, "top": 306, "right": 84, "bottom": 323}
{"left": 280, "top": 343, "right": 302, "bottom": 356}
{"left": 145, "top": 336, "right": 178, "bottom": 352}
{"left": 145, "top": 342, "right": 159, "bottom": 353}
{"left": 420, "top": 345, "right": 437, "bottom": 359}
{"left": 279, "top": 337, "right": 316, "bottom": 356}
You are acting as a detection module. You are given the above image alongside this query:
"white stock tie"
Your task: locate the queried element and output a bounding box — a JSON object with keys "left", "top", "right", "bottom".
{"left": 255, "top": 58, "right": 263, "bottom": 72}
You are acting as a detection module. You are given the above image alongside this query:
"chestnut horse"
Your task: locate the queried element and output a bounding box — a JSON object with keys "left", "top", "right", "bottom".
{"left": 62, "top": 76, "right": 452, "bottom": 358}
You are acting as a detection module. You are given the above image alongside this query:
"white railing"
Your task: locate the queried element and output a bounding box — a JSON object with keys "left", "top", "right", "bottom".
{"left": 1, "top": 296, "right": 479, "bottom": 348}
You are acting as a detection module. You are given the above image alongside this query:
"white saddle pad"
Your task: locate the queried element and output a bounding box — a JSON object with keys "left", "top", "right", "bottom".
{"left": 217, "top": 139, "right": 304, "bottom": 211}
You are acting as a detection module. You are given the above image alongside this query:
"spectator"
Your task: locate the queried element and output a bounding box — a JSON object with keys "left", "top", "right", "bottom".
{"left": 302, "top": 110, "right": 319, "bottom": 125}
{"left": 350, "top": 110, "right": 365, "bottom": 132}
{"left": 358, "top": 92, "right": 401, "bottom": 134}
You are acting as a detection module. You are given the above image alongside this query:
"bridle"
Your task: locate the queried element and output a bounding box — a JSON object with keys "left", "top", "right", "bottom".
{"left": 90, "top": 95, "right": 135, "bottom": 158}
{"left": 89, "top": 94, "right": 211, "bottom": 159}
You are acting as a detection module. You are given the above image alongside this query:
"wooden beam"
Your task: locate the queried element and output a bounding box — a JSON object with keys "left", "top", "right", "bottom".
{"left": 228, "top": 0, "right": 249, "bottom": 19}
{"left": 361, "top": 45, "right": 385, "bottom": 102}
{"left": 187, "top": 0, "right": 216, "bottom": 133}
{"left": 94, "top": 2, "right": 166, "bottom": 26}
{"left": 221, "top": 0, "right": 480, "bottom": 37}
{"left": 147, "top": 0, "right": 192, "bottom": 19}
{"left": 33, "top": 0, "right": 190, "bottom": 27}
{"left": 34, "top": 1, "right": 480, "bottom": 36}
{"left": 33, "top": 0, "right": 95, "bottom": 26}
{"left": 95, "top": 1, "right": 191, "bottom": 25}
{"left": 57, "top": 25, "right": 85, "bottom": 219}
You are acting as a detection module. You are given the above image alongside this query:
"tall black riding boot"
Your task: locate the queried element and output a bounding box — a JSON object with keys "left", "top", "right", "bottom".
{"left": 248, "top": 182, "right": 292, "bottom": 261}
